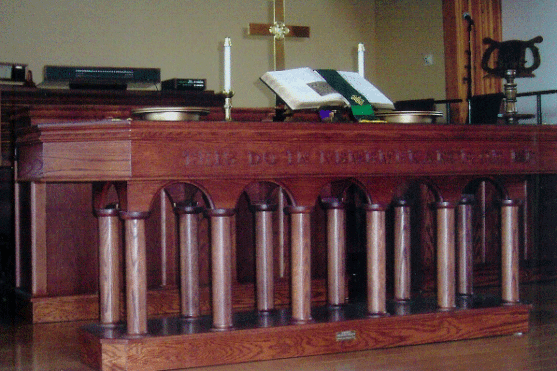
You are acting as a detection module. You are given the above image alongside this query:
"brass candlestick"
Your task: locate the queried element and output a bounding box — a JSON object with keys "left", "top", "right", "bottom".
{"left": 222, "top": 91, "right": 234, "bottom": 122}
{"left": 503, "top": 69, "right": 518, "bottom": 125}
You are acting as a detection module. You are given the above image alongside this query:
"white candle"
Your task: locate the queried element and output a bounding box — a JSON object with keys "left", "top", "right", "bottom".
{"left": 224, "top": 37, "right": 232, "bottom": 92}
{"left": 358, "top": 43, "right": 365, "bottom": 77}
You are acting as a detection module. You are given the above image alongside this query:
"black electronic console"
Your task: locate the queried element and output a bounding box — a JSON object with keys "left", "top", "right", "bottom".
{"left": 162, "top": 78, "right": 206, "bottom": 91}
{"left": 0, "top": 62, "right": 27, "bottom": 84}
{"left": 40, "top": 65, "right": 161, "bottom": 90}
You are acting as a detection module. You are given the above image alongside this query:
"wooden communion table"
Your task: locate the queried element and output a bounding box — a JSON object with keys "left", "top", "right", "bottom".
{"left": 16, "top": 117, "right": 556, "bottom": 370}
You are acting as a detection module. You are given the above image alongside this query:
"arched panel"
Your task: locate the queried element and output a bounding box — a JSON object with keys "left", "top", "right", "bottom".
{"left": 92, "top": 181, "right": 122, "bottom": 211}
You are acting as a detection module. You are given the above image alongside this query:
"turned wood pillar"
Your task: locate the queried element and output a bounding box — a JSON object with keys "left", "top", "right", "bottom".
{"left": 96, "top": 206, "right": 121, "bottom": 326}
{"left": 175, "top": 203, "right": 203, "bottom": 319}
{"left": 394, "top": 200, "right": 411, "bottom": 302}
{"left": 322, "top": 199, "right": 346, "bottom": 307}
{"left": 30, "top": 182, "right": 47, "bottom": 297}
{"left": 277, "top": 190, "right": 287, "bottom": 278}
{"left": 364, "top": 203, "right": 388, "bottom": 316}
{"left": 252, "top": 203, "right": 276, "bottom": 312}
{"left": 436, "top": 201, "right": 456, "bottom": 310}
{"left": 207, "top": 208, "right": 235, "bottom": 330}
{"left": 286, "top": 206, "right": 312, "bottom": 324}
{"left": 14, "top": 164, "right": 21, "bottom": 288}
{"left": 457, "top": 197, "right": 474, "bottom": 297}
{"left": 501, "top": 199, "right": 520, "bottom": 304}
{"left": 120, "top": 211, "right": 150, "bottom": 336}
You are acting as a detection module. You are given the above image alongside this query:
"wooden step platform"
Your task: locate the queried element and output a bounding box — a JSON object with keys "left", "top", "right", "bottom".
{"left": 79, "top": 296, "right": 530, "bottom": 371}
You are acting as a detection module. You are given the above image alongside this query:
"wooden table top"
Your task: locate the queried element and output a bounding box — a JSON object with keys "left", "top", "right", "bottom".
{"left": 16, "top": 119, "right": 557, "bottom": 211}
{"left": 16, "top": 120, "right": 557, "bottom": 181}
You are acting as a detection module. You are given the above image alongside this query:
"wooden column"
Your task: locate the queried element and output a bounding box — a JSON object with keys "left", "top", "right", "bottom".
{"left": 207, "top": 208, "right": 235, "bottom": 330}
{"left": 322, "top": 199, "right": 346, "bottom": 307}
{"left": 159, "top": 190, "right": 170, "bottom": 288}
{"left": 30, "top": 182, "right": 48, "bottom": 296}
{"left": 14, "top": 163, "right": 21, "bottom": 288}
{"left": 30, "top": 182, "right": 47, "bottom": 297}
{"left": 501, "top": 199, "right": 520, "bottom": 304}
{"left": 96, "top": 207, "right": 120, "bottom": 326}
{"left": 394, "top": 200, "right": 411, "bottom": 302}
{"left": 27, "top": 182, "right": 49, "bottom": 298}
{"left": 457, "top": 197, "right": 474, "bottom": 297}
{"left": 436, "top": 202, "right": 456, "bottom": 310}
{"left": 175, "top": 203, "right": 203, "bottom": 319}
{"left": 277, "top": 190, "right": 287, "bottom": 278}
{"left": 120, "top": 211, "right": 150, "bottom": 336}
{"left": 365, "top": 203, "right": 387, "bottom": 316}
{"left": 253, "top": 204, "right": 276, "bottom": 312}
{"left": 287, "top": 206, "right": 312, "bottom": 324}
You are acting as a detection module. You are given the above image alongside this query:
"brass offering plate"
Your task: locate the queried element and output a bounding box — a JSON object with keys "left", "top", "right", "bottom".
{"left": 132, "top": 107, "right": 210, "bottom": 121}
{"left": 376, "top": 111, "right": 443, "bottom": 124}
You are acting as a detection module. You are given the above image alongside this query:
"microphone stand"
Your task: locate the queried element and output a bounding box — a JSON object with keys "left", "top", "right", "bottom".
{"left": 464, "top": 14, "right": 474, "bottom": 124}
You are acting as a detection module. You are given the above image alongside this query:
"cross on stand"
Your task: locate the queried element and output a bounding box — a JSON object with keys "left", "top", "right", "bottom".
{"left": 248, "top": 0, "right": 310, "bottom": 71}
{"left": 249, "top": 0, "right": 310, "bottom": 120}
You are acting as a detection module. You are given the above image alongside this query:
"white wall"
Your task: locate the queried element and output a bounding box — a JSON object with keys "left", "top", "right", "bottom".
{"left": 374, "top": 0, "right": 446, "bottom": 103}
{"left": 502, "top": 0, "right": 557, "bottom": 124}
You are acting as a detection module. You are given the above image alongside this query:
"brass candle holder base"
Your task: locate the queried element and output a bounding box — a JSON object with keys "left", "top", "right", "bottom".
{"left": 222, "top": 91, "right": 234, "bottom": 122}
{"left": 503, "top": 69, "right": 518, "bottom": 125}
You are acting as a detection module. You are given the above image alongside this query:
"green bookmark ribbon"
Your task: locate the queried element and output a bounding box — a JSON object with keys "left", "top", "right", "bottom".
{"left": 316, "top": 69, "right": 375, "bottom": 120}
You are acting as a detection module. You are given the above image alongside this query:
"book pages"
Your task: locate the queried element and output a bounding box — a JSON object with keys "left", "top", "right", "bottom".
{"left": 260, "top": 67, "right": 348, "bottom": 110}
{"left": 337, "top": 71, "right": 394, "bottom": 110}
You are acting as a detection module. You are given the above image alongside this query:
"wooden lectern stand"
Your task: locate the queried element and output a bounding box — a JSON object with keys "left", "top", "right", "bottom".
{"left": 15, "top": 112, "right": 553, "bottom": 370}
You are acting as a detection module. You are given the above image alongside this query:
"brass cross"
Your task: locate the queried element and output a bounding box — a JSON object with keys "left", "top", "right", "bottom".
{"left": 248, "top": 0, "right": 310, "bottom": 71}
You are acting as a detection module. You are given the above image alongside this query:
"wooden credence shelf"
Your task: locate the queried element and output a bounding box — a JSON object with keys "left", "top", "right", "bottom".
{"left": 17, "top": 119, "right": 557, "bottom": 370}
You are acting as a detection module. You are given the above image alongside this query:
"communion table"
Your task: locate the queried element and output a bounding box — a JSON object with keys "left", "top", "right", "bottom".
{"left": 16, "top": 115, "right": 554, "bottom": 371}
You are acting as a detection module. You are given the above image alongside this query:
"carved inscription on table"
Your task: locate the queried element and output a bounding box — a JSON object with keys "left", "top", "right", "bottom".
{"left": 180, "top": 148, "right": 534, "bottom": 169}
{"left": 183, "top": 151, "right": 238, "bottom": 167}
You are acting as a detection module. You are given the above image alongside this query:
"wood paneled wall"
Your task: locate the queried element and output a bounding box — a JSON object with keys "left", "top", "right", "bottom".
{"left": 443, "top": 0, "right": 503, "bottom": 124}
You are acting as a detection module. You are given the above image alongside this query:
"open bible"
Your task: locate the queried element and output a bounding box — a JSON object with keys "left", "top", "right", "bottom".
{"left": 260, "top": 67, "right": 394, "bottom": 120}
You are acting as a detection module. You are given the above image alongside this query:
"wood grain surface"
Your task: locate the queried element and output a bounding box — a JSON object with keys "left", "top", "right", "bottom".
{"left": 80, "top": 304, "right": 530, "bottom": 371}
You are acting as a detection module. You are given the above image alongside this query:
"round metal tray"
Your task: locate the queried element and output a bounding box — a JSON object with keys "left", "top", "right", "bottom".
{"left": 132, "top": 107, "right": 210, "bottom": 121}
{"left": 375, "top": 111, "right": 443, "bottom": 124}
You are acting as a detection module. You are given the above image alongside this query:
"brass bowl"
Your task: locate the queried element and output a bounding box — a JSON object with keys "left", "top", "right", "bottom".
{"left": 375, "top": 111, "right": 443, "bottom": 124}
{"left": 132, "top": 107, "right": 210, "bottom": 121}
